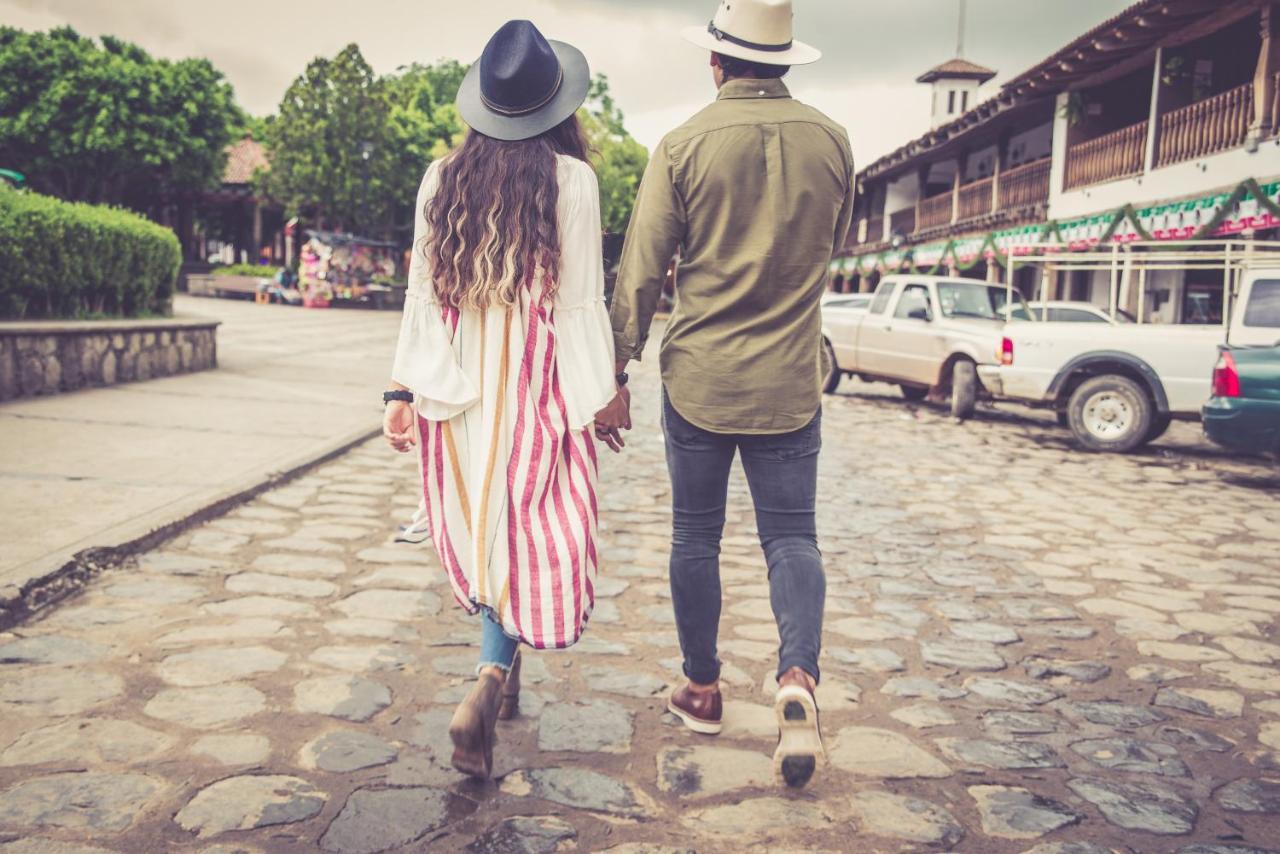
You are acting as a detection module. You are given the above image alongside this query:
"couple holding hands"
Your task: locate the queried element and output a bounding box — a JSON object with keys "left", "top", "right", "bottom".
{"left": 383, "top": 0, "right": 854, "bottom": 791}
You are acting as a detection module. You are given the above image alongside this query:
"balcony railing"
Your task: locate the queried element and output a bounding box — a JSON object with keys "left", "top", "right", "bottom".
{"left": 1064, "top": 121, "right": 1147, "bottom": 190}
{"left": 917, "top": 192, "right": 953, "bottom": 231}
{"left": 889, "top": 207, "right": 916, "bottom": 238}
{"left": 957, "top": 177, "right": 994, "bottom": 221}
{"left": 998, "top": 159, "right": 1051, "bottom": 210}
{"left": 1157, "top": 83, "right": 1253, "bottom": 168}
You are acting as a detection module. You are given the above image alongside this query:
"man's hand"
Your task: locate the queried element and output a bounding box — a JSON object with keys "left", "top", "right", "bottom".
{"left": 383, "top": 400, "right": 416, "bottom": 453}
{"left": 593, "top": 386, "right": 632, "bottom": 453}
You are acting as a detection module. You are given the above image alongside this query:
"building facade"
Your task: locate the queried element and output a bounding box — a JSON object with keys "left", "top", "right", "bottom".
{"left": 833, "top": 0, "right": 1280, "bottom": 326}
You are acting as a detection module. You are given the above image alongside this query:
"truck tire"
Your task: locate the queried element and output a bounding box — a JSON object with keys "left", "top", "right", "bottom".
{"left": 1140, "top": 413, "right": 1173, "bottom": 447}
{"left": 1067, "top": 375, "right": 1153, "bottom": 453}
{"left": 950, "top": 360, "right": 978, "bottom": 420}
{"left": 822, "top": 338, "right": 841, "bottom": 394}
{"left": 900, "top": 385, "right": 928, "bottom": 402}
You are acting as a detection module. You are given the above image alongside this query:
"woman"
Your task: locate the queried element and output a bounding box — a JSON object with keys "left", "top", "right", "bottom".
{"left": 382, "top": 20, "right": 623, "bottom": 779}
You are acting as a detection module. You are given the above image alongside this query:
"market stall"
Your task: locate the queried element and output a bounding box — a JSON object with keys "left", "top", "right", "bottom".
{"left": 298, "top": 230, "right": 404, "bottom": 309}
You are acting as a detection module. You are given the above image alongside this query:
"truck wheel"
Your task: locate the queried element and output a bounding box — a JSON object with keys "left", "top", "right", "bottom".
{"left": 1067, "top": 375, "right": 1153, "bottom": 453}
{"left": 900, "top": 385, "right": 928, "bottom": 402}
{"left": 822, "top": 338, "right": 841, "bottom": 394}
{"left": 950, "top": 360, "right": 978, "bottom": 420}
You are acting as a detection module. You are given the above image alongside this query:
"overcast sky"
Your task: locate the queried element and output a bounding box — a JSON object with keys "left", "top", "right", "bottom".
{"left": 2, "top": 0, "right": 1133, "bottom": 165}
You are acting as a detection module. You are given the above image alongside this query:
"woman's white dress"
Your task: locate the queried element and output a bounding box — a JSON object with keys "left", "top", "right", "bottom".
{"left": 391, "top": 154, "right": 616, "bottom": 649}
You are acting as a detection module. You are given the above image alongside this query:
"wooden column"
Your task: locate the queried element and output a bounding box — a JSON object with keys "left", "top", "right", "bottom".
{"left": 951, "top": 152, "right": 968, "bottom": 225}
{"left": 1250, "top": 3, "right": 1280, "bottom": 146}
{"left": 1144, "top": 46, "right": 1164, "bottom": 173}
{"left": 991, "top": 131, "right": 1011, "bottom": 213}
{"left": 914, "top": 163, "right": 930, "bottom": 234}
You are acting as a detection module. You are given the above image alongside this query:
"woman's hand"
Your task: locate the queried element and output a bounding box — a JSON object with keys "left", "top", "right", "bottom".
{"left": 383, "top": 400, "right": 416, "bottom": 453}
{"left": 594, "top": 386, "right": 631, "bottom": 453}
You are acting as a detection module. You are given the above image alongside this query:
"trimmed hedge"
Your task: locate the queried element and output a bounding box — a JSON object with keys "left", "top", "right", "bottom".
{"left": 0, "top": 186, "right": 180, "bottom": 320}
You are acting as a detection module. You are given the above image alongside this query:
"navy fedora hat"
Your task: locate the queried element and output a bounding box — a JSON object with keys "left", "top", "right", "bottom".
{"left": 457, "top": 20, "right": 590, "bottom": 141}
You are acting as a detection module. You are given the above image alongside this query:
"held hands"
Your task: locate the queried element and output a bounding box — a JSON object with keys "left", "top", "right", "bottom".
{"left": 593, "top": 386, "right": 632, "bottom": 453}
{"left": 383, "top": 400, "right": 416, "bottom": 453}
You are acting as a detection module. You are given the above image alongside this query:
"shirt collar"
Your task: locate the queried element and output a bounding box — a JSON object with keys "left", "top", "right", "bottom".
{"left": 716, "top": 78, "right": 791, "bottom": 101}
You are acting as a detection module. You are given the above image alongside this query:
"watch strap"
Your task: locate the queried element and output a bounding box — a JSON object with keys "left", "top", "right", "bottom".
{"left": 383, "top": 390, "right": 413, "bottom": 404}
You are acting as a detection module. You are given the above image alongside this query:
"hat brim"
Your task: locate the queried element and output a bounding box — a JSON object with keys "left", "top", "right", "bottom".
{"left": 681, "top": 25, "right": 821, "bottom": 66}
{"left": 456, "top": 40, "right": 591, "bottom": 142}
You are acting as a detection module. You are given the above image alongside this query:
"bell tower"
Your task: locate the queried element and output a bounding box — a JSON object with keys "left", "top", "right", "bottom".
{"left": 917, "top": 0, "right": 996, "bottom": 129}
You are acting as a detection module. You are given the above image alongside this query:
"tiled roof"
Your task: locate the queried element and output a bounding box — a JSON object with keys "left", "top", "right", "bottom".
{"left": 916, "top": 58, "right": 997, "bottom": 84}
{"left": 223, "top": 137, "right": 270, "bottom": 185}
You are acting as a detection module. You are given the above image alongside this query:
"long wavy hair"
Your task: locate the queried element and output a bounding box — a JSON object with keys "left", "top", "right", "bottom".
{"left": 423, "top": 115, "right": 591, "bottom": 311}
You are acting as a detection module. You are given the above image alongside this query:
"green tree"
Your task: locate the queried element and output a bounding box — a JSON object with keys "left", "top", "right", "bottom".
{"left": 581, "top": 74, "right": 649, "bottom": 234}
{"left": 262, "top": 44, "right": 393, "bottom": 236}
{"left": 0, "top": 27, "right": 241, "bottom": 210}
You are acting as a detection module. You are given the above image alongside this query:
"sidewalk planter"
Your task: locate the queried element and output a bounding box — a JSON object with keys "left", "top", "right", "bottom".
{"left": 0, "top": 317, "right": 218, "bottom": 402}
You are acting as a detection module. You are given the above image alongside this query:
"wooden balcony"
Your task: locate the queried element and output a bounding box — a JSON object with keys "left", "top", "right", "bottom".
{"left": 957, "top": 177, "right": 993, "bottom": 222}
{"left": 998, "top": 159, "right": 1051, "bottom": 210}
{"left": 1156, "top": 83, "right": 1253, "bottom": 168}
{"left": 1064, "top": 121, "right": 1147, "bottom": 190}
{"left": 889, "top": 207, "right": 916, "bottom": 238}
{"left": 863, "top": 216, "right": 884, "bottom": 245}
{"left": 917, "top": 192, "right": 953, "bottom": 231}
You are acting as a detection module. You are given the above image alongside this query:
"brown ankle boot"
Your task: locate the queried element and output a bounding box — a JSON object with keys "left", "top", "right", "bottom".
{"left": 498, "top": 652, "right": 521, "bottom": 720}
{"left": 449, "top": 671, "right": 504, "bottom": 779}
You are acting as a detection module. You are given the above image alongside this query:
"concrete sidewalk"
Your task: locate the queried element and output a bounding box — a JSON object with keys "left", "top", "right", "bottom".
{"left": 0, "top": 295, "right": 404, "bottom": 615}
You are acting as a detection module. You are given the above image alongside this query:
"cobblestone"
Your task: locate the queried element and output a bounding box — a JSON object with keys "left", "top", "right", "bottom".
{"left": 0, "top": 370, "right": 1277, "bottom": 851}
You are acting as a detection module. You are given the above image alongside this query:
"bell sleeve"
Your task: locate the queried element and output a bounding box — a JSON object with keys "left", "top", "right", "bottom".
{"left": 553, "top": 160, "right": 619, "bottom": 430}
{"left": 390, "top": 163, "right": 481, "bottom": 422}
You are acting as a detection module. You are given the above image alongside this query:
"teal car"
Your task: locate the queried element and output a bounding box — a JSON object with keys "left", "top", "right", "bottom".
{"left": 1202, "top": 343, "right": 1280, "bottom": 457}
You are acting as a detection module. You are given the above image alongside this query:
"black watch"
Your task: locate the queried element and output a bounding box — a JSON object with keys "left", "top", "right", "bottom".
{"left": 383, "top": 390, "right": 413, "bottom": 405}
{"left": 615, "top": 371, "right": 629, "bottom": 388}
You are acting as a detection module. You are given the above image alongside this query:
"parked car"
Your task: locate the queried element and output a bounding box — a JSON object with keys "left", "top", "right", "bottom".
{"left": 1004, "top": 301, "right": 1136, "bottom": 323}
{"left": 1202, "top": 341, "right": 1280, "bottom": 457}
{"left": 822, "top": 275, "right": 1028, "bottom": 419}
{"left": 981, "top": 261, "right": 1280, "bottom": 453}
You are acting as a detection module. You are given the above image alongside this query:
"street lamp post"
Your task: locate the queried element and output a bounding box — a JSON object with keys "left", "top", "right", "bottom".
{"left": 359, "top": 141, "right": 374, "bottom": 235}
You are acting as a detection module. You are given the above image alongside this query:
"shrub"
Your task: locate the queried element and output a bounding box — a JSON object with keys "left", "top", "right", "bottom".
{"left": 211, "top": 264, "right": 281, "bottom": 278}
{"left": 0, "top": 185, "right": 180, "bottom": 319}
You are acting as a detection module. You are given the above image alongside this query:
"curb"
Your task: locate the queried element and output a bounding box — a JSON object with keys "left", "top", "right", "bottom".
{"left": 0, "top": 423, "right": 383, "bottom": 632}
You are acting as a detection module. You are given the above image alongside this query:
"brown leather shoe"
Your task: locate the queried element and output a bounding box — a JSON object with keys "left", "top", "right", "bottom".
{"left": 667, "top": 683, "right": 723, "bottom": 735}
{"left": 773, "top": 667, "right": 824, "bottom": 789}
{"left": 498, "top": 651, "right": 521, "bottom": 720}
{"left": 449, "top": 672, "right": 504, "bottom": 778}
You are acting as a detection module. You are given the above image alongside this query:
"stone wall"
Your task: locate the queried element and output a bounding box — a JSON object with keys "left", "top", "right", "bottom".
{"left": 0, "top": 319, "right": 219, "bottom": 402}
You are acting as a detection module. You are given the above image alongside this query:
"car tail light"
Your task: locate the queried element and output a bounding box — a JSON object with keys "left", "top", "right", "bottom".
{"left": 1212, "top": 351, "right": 1240, "bottom": 398}
{"left": 1000, "top": 337, "right": 1014, "bottom": 366}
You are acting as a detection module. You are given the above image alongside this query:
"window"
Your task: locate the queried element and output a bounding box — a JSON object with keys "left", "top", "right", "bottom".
{"left": 894, "top": 285, "right": 932, "bottom": 320}
{"left": 868, "top": 281, "right": 895, "bottom": 315}
{"left": 1047, "top": 308, "right": 1108, "bottom": 323}
{"left": 961, "top": 91, "right": 969, "bottom": 112}
{"left": 1243, "top": 280, "right": 1280, "bottom": 327}
{"left": 947, "top": 91, "right": 956, "bottom": 114}
{"left": 937, "top": 282, "right": 1012, "bottom": 319}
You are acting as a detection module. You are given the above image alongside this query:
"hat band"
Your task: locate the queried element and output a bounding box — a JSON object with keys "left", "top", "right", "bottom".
{"left": 707, "top": 21, "right": 793, "bottom": 53}
{"left": 480, "top": 66, "right": 565, "bottom": 117}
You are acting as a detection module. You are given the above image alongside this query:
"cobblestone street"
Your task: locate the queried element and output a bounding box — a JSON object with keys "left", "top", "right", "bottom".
{"left": 1, "top": 354, "right": 1278, "bottom": 854}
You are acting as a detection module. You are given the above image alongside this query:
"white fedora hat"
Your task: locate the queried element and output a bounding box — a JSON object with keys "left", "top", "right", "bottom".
{"left": 682, "top": 0, "right": 821, "bottom": 66}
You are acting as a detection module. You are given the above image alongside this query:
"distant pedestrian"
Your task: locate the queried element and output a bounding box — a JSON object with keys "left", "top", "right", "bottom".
{"left": 599, "top": 0, "right": 855, "bottom": 789}
{"left": 382, "top": 20, "right": 623, "bottom": 779}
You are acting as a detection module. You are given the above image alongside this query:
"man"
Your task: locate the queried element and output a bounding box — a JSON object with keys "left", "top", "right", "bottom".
{"left": 598, "top": 0, "right": 855, "bottom": 789}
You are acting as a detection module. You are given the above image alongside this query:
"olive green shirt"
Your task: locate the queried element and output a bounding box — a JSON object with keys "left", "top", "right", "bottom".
{"left": 611, "top": 78, "right": 855, "bottom": 434}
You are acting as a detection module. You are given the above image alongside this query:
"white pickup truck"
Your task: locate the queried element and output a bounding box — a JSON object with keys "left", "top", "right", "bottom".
{"left": 979, "top": 253, "right": 1280, "bottom": 452}
{"left": 823, "top": 275, "right": 1027, "bottom": 419}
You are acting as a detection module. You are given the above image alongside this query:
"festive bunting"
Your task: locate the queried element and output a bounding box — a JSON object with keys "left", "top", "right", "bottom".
{"left": 833, "top": 177, "right": 1280, "bottom": 279}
